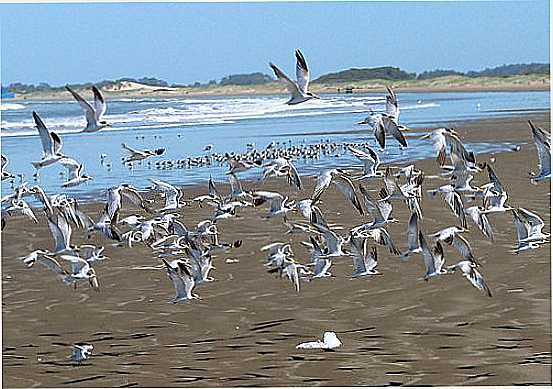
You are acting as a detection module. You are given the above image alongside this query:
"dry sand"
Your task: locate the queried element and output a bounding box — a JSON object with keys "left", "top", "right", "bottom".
{"left": 1, "top": 113, "right": 551, "bottom": 387}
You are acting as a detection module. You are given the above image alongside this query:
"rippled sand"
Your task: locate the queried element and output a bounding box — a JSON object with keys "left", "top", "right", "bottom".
{"left": 2, "top": 114, "right": 550, "bottom": 387}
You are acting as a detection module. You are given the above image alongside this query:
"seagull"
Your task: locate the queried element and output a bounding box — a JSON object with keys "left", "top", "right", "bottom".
{"left": 312, "top": 223, "right": 348, "bottom": 257}
{"left": 269, "top": 49, "right": 320, "bottom": 105}
{"left": 2, "top": 198, "right": 39, "bottom": 227}
{"left": 1, "top": 155, "right": 15, "bottom": 181}
{"left": 105, "top": 184, "right": 152, "bottom": 224}
{"left": 162, "top": 258, "right": 199, "bottom": 303}
{"left": 511, "top": 208, "right": 549, "bottom": 251}
{"left": 447, "top": 260, "right": 492, "bottom": 297}
{"left": 262, "top": 157, "right": 302, "bottom": 190}
{"left": 148, "top": 179, "right": 184, "bottom": 211}
{"left": 121, "top": 143, "right": 165, "bottom": 163}
{"left": 22, "top": 251, "right": 99, "bottom": 289}
{"left": 356, "top": 227, "right": 401, "bottom": 255}
{"left": 428, "top": 184, "right": 467, "bottom": 228}
{"left": 528, "top": 120, "right": 551, "bottom": 183}
{"left": 465, "top": 206, "right": 494, "bottom": 241}
{"left": 347, "top": 145, "right": 382, "bottom": 179}
{"left": 59, "top": 157, "right": 93, "bottom": 187}
{"left": 71, "top": 344, "right": 94, "bottom": 363}
{"left": 312, "top": 169, "right": 364, "bottom": 215}
{"left": 430, "top": 226, "right": 476, "bottom": 264}
{"left": 252, "top": 191, "right": 296, "bottom": 220}
{"left": 31, "top": 112, "right": 65, "bottom": 170}
{"left": 368, "top": 87, "right": 408, "bottom": 149}
{"left": 419, "top": 232, "right": 447, "bottom": 280}
{"left": 400, "top": 212, "right": 422, "bottom": 259}
{"left": 225, "top": 157, "right": 262, "bottom": 175}
{"left": 296, "top": 332, "right": 342, "bottom": 350}
{"left": 65, "top": 85, "right": 110, "bottom": 132}
{"left": 358, "top": 184, "right": 397, "bottom": 229}
{"left": 350, "top": 236, "right": 379, "bottom": 277}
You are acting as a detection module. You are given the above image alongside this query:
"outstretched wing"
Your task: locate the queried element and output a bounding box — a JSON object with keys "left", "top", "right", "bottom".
{"left": 295, "top": 49, "right": 310, "bottom": 94}
{"left": 92, "top": 86, "right": 107, "bottom": 120}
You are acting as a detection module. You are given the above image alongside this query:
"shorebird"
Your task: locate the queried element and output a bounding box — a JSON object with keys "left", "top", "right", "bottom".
{"left": 262, "top": 157, "right": 302, "bottom": 190}
{"left": 312, "top": 169, "right": 364, "bottom": 215}
{"left": 31, "top": 112, "right": 65, "bottom": 170}
{"left": 358, "top": 184, "right": 397, "bottom": 229}
{"left": 2, "top": 198, "right": 39, "bottom": 228}
{"left": 269, "top": 49, "right": 320, "bottom": 105}
{"left": 430, "top": 226, "right": 476, "bottom": 264}
{"left": 21, "top": 251, "right": 99, "bottom": 289}
{"left": 148, "top": 179, "right": 184, "bottom": 211}
{"left": 362, "top": 87, "right": 408, "bottom": 149}
{"left": 162, "top": 258, "right": 199, "bottom": 303}
{"left": 296, "top": 332, "right": 342, "bottom": 350}
{"left": 66, "top": 85, "right": 110, "bottom": 132}
{"left": 511, "top": 207, "right": 549, "bottom": 251}
{"left": 347, "top": 145, "right": 382, "bottom": 179}
{"left": 71, "top": 344, "right": 94, "bottom": 363}
{"left": 105, "top": 184, "right": 152, "bottom": 224}
{"left": 446, "top": 260, "right": 492, "bottom": 297}
{"left": 354, "top": 226, "right": 401, "bottom": 255}
{"left": 428, "top": 184, "right": 467, "bottom": 228}
{"left": 419, "top": 232, "right": 447, "bottom": 280}
{"left": 59, "top": 157, "right": 93, "bottom": 187}
{"left": 465, "top": 206, "right": 494, "bottom": 241}
{"left": 528, "top": 120, "right": 551, "bottom": 183}
{"left": 1, "top": 155, "right": 15, "bottom": 181}
{"left": 400, "top": 212, "right": 422, "bottom": 259}
{"left": 121, "top": 143, "right": 165, "bottom": 163}
{"left": 350, "top": 236, "right": 379, "bottom": 277}
{"left": 252, "top": 191, "right": 296, "bottom": 220}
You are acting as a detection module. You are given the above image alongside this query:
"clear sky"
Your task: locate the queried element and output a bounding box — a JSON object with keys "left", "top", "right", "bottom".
{"left": 0, "top": 1, "right": 550, "bottom": 86}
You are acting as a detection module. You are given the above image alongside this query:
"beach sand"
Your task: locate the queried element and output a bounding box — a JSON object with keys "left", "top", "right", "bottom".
{"left": 1, "top": 113, "right": 551, "bottom": 387}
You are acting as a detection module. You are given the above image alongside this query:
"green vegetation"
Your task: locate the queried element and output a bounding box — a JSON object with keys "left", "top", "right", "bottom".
{"left": 313, "top": 67, "right": 416, "bottom": 84}
{"left": 3, "top": 63, "right": 549, "bottom": 97}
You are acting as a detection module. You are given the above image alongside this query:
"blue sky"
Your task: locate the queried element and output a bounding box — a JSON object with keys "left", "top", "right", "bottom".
{"left": 0, "top": 1, "right": 550, "bottom": 85}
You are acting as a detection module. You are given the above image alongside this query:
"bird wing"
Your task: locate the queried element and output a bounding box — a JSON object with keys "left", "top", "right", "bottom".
{"left": 334, "top": 174, "right": 364, "bottom": 215}
{"left": 295, "top": 49, "right": 310, "bottom": 94}
{"left": 47, "top": 212, "right": 72, "bottom": 253}
{"left": 269, "top": 62, "right": 303, "bottom": 98}
{"left": 518, "top": 208, "right": 545, "bottom": 236}
{"left": 382, "top": 116, "right": 407, "bottom": 147}
{"left": 91, "top": 86, "right": 107, "bottom": 120}
{"left": 120, "top": 186, "right": 151, "bottom": 213}
{"left": 441, "top": 188, "right": 467, "bottom": 228}
{"left": 37, "top": 255, "right": 69, "bottom": 277}
{"left": 287, "top": 159, "right": 303, "bottom": 190}
{"left": 32, "top": 111, "right": 55, "bottom": 155}
{"left": 311, "top": 170, "right": 333, "bottom": 202}
{"left": 385, "top": 86, "right": 399, "bottom": 121}
{"left": 66, "top": 86, "right": 96, "bottom": 127}
{"left": 208, "top": 175, "right": 221, "bottom": 199}
{"left": 60, "top": 157, "right": 81, "bottom": 179}
{"left": 371, "top": 227, "right": 401, "bottom": 255}
{"left": 121, "top": 143, "right": 141, "bottom": 155}
{"left": 459, "top": 261, "right": 492, "bottom": 297}
{"left": 2, "top": 154, "right": 8, "bottom": 170}
{"left": 374, "top": 118, "right": 386, "bottom": 149}
{"left": 451, "top": 234, "right": 475, "bottom": 262}
{"left": 419, "top": 232, "right": 436, "bottom": 277}
{"left": 407, "top": 212, "right": 419, "bottom": 251}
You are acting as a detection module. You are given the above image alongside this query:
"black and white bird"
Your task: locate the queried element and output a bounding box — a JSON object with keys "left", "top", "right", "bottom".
{"left": 1, "top": 155, "right": 15, "bottom": 181}
{"left": 66, "top": 85, "right": 110, "bottom": 132}
{"left": 269, "top": 49, "right": 320, "bottom": 105}
{"left": 60, "top": 157, "right": 93, "bottom": 187}
{"left": 121, "top": 143, "right": 165, "bottom": 163}
{"left": 528, "top": 120, "right": 551, "bottom": 183}
{"left": 31, "top": 112, "right": 65, "bottom": 170}
{"left": 71, "top": 343, "right": 94, "bottom": 363}
{"left": 511, "top": 207, "right": 549, "bottom": 252}
{"left": 162, "top": 258, "right": 199, "bottom": 303}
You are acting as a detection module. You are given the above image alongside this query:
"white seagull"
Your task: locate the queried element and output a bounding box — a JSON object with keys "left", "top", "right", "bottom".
{"left": 66, "top": 85, "right": 110, "bottom": 132}
{"left": 269, "top": 49, "right": 320, "bottom": 105}
{"left": 31, "top": 112, "right": 65, "bottom": 170}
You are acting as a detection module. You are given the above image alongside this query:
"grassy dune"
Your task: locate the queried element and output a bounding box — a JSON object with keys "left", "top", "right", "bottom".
{"left": 8, "top": 74, "right": 550, "bottom": 101}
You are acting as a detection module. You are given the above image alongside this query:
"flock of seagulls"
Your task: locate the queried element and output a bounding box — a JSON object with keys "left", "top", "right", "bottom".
{"left": 1, "top": 49, "right": 551, "bottom": 362}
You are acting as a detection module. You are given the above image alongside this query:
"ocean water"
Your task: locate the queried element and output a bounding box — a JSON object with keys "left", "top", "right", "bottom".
{"left": 0, "top": 91, "right": 549, "bottom": 200}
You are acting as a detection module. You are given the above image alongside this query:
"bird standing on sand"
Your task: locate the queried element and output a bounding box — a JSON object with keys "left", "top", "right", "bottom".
{"left": 270, "top": 49, "right": 320, "bottom": 105}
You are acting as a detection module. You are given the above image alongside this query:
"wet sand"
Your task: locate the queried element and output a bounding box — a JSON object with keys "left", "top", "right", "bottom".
{"left": 2, "top": 113, "right": 551, "bottom": 387}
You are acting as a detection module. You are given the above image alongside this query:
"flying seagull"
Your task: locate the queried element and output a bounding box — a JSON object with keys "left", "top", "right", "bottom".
{"left": 269, "top": 49, "right": 320, "bottom": 105}
{"left": 66, "top": 85, "right": 110, "bottom": 132}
